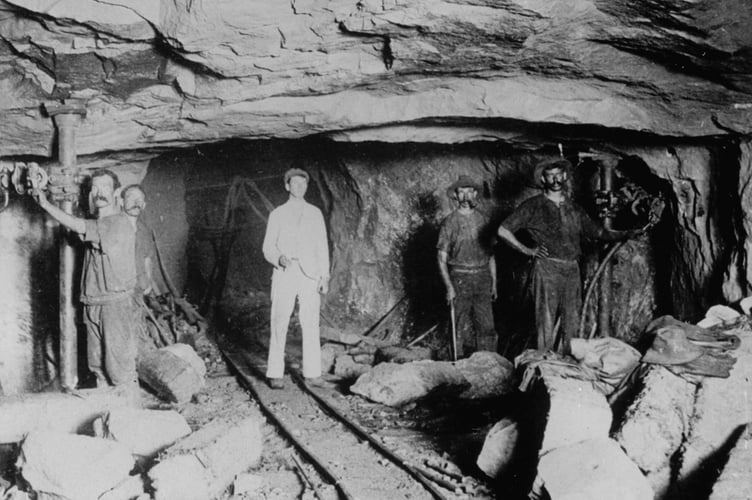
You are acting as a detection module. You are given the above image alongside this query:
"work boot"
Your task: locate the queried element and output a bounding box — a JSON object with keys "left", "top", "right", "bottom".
{"left": 268, "top": 378, "right": 285, "bottom": 390}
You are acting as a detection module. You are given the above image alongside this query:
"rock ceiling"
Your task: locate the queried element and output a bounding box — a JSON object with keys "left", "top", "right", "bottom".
{"left": 0, "top": 0, "right": 751, "bottom": 158}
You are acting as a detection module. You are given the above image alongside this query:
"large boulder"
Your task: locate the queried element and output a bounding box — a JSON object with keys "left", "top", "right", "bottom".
{"left": 149, "top": 415, "right": 263, "bottom": 500}
{"left": 536, "top": 438, "right": 653, "bottom": 500}
{"left": 614, "top": 365, "right": 696, "bottom": 496}
{"left": 96, "top": 408, "right": 192, "bottom": 464}
{"left": 137, "top": 343, "right": 206, "bottom": 403}
{"left": 18, "top": 431, "right": 134, "bottom": 500}
{"left": 350, "top": 361, "right": 468, "bottom": 407}
{"left": 533, "top": 366, "right": 613, "bottom": 455}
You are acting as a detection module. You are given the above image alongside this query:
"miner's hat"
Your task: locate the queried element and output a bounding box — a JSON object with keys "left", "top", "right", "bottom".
{"left": 641, "top": 325, "right": 704, "bottom": 365}
{"left": 447, "top": 175, "right": 482, "bottom": 198}
{"left": 284, "top": 168, "right": 310, "bottom": 185}
{"left": 533, "top": 158, "right": 572, "bottom": 187}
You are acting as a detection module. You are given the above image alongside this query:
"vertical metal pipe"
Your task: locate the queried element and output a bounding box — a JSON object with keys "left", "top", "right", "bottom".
{"left": 52, "top": 113, "right": 80, "bottom": 389}
{"left": 597, "top": 160, "right": 615, "bottom": 338}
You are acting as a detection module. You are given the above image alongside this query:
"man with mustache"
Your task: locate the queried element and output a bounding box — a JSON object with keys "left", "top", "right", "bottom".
{"left": 121, "top": 184, "right": 157, "bottom": 297}
{"left": 437, "top": 175, "right": 497, "bottom": 359}
{"left": 36, "top": 169, "right": 137, "bottom": 388}
{"left": 497, "top": 159, "right": 639, "bottom": 354}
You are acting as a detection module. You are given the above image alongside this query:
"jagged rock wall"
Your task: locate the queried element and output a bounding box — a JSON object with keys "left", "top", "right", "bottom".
{"left": 1, "top": 0, "right": 751, "bottom": 157}
{"left": 616, "top": 143, "right": 741, "bottom": 321}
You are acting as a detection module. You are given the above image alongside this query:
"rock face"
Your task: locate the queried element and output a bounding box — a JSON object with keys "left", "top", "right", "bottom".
{"left": 1, "top": 0, "right": 751, "bottom": 157}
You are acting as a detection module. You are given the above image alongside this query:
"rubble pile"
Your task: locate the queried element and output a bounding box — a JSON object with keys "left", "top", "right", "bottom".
{"left": 0, "top": 302, "right": 264, "bottom": 500}
{"left": 477, "top": 303, "right": 752, "bottom": 500}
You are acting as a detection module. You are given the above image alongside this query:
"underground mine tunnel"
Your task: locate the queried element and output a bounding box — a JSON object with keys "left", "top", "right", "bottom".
{"left": 1, "top": 1, "right": 751, "bottom": 499}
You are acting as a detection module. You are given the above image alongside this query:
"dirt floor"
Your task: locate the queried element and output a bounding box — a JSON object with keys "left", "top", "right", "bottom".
{"left": 173, "top": 287, "right": 512, "bottom": 500}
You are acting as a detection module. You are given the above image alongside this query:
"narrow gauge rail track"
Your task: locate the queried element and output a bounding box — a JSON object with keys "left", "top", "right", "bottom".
{"left": 220, "top": 342, "right": 453, "bottom": 500}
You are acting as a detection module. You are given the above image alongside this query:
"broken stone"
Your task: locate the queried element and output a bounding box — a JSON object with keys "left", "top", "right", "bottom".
{"left": 137, "top": 343, "right": 206, "bottom": 403}
{"left": 352, "top": 353, "right": 375, "bottom": 365}
{"left": 709, "top": 424, "right": 752, "bottom": 500}
{"left": 673, "top": 323, "right": 752, "bottom": 499}
{"left": 99, "top": 475, "right": 146, "bottom": 500}
{"left": 149, "top": 415, "right": 263, "bottom": 500}
{"left": 18, "top": 431, "right": 134, "bottom": 500}
{"left": 454, "top": 351, "right": 514, "bottom": 399}
{"left": 320, "top": 343, "right": 345, "bottom": 374}
{"left": 375, "top": 346, "right": 433, "bottom": 364}
{"left": 614, "top": 365, "right": 696, "bottom": 496}
{"left": 97, "top": 408, "right": 191, "bottom": 463}
{"left": 333, "top": 354, "right": 371, "bottom": 380}
{"left": 2, "top": 486, "right": 31, "bottom": 500}
{"left": 534, "top": 366, "right": 612, "bottom": 455}
{"left": 350, "top": 361, "right": 468, "bottom": 407}
{"left": 536, "top": 438, "right": 653, "bottom": 500}
{"left": 0, "top": 386, "right": 137, "bottom": 444}
{"left": 233, "top": 472, "right": 264, "bottom": 495}
{"left": 476, "top": 417, "right": 519, "bottom": 479}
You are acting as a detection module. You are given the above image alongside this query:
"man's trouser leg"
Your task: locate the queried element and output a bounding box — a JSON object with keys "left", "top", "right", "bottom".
{"left": 297, "top": 268, "right": 322, "bottom": 379}
{"left": 450, "top": 272, "right": 474, "bottom": 358}
{"left": 557, "top": 263, "right": 582, "bottom": 354}
{"left": 102, "top": 298, "right": 138, "bottom": 386}
{"left": 267, "top": 267, "right": 299, "bottom": 379}
{"left": 532, "top": 260, "right": 558, "bottom": 351}
{"left": 473, "top": 296, "right": 497, "bottom": 353}
{"left": 84, "top": 304, "right": 108, "bottom": 386}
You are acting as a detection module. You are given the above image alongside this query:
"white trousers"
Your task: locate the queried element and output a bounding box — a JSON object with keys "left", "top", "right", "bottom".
{"left": 266, "top": 263, "right": 322, "bottom": 379}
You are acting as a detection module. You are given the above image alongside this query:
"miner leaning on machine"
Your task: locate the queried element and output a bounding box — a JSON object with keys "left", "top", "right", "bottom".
{"left": 437, "top": 175, "right": 498, "bottom": 359}
{"left": 262, "top": 168, "right": 330, "bottom": 390}
{"left": 35, "top": 169, "right": 138, "bottom": 388}
{"left": 496, "top": 159, "right": 645, "bottom": 355}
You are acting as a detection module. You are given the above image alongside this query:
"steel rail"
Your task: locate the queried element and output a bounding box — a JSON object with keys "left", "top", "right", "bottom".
{"left": 290, "top": 372, "right": 452, "bottom": 500}
{"left": 222, "top": 348, "right": 356, "bottom": 500}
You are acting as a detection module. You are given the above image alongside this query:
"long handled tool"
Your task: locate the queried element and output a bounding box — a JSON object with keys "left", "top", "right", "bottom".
{"left": 450, "top": 300, "right": 458, "bottom": 361}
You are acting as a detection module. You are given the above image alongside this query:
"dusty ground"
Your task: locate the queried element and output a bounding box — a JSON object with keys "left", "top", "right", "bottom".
{"left": 170, "top": 286, "right": 509, "bottom": 499}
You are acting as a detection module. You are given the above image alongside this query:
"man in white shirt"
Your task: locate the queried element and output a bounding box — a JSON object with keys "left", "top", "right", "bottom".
{"left": 262, "top": 168, "right": 330, "bottom": 389}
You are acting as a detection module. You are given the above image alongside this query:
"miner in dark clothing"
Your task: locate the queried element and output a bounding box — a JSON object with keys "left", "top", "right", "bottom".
{"left": 36, "top": 169, "right": 137, "bottom": 387}
{"left": 497, "top": 159, "right": 641, "bottom": 354}
{"left": 437, "top": 175, "right": 497, "bottom": 358}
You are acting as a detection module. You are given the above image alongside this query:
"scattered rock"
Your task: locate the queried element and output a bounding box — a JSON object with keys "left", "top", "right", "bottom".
{"left": 476, "top": 417, "right": 519, "bottom": 479}
{"left": 99, "top": 475, "right": 146, "bottom": 500}
{"left": 375, "top": 346, "right": 433, "bottom": 364}
{"left": 321, "top": 343, "right": 345, "bottom": 374}
{"left": 614, "top": 365, "right": 696, "bottom": 496}
{"left": 0, "top": 386, "right": 137, "bottom": 444}
{"left": 673, "top": 322, "right": 752, "bottom": 499}
{"left": 96, "top": 408, "right": 191, "bottom": 463}
{"left": 137, "top": 343, "right": 207, "bottom": 404}
{"left": 149, "top": 415, "right": 263, "bottom": 500}
{"left": 18, "top": 431, "right": 134, "bottom": 500}
{"left": 333, "top": 355, "right": 371, "bottom": 381}
{"left": 233, "top": 473, "right": 264, "bottom": 495}
{"left": 454, "top": 351, "right": 514, "bottom": 399}
{"left": 536, "top": 438, "right": 653, "bottom": 500}
{"left": 351, "top": 353, "right": 375, "bottom": 365}
{"left": 350, "top": 361, "right": 468, "bottom": 407}
{"left": 533, "top": 366, "right": 612, "bottom": 455}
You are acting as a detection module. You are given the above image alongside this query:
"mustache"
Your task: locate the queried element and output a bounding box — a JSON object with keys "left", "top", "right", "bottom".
{"left": 93, "top": 196, "right": 109, "bottom": 202}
